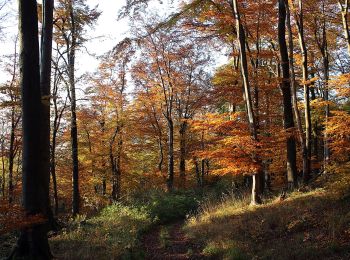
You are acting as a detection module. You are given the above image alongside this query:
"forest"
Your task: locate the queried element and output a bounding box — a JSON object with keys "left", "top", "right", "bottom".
{"left": 0, "top": 0, "right": 350, "bottom": 259}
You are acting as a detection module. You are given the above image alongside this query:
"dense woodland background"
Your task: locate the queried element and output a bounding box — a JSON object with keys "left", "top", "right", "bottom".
{"left": 1, "top": 0, "right": 350, "bottom": 259}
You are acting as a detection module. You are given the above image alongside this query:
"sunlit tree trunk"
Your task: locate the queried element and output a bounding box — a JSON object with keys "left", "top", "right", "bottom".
{"left": 295, "top": 0, "right": 312, "bottom": 183}
{"left": 338, "top": 0, "right": 350, "bottom": 55}
{"left": 232, "top": 0, "right": 262, "bottom": 205}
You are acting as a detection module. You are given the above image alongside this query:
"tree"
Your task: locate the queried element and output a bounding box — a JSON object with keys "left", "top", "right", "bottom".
{"left": 53, "top": 0, "right": 100, "bottom": 216}
{"left": 232, "top": 0, "right": 263, "bottom": 205}
{"left": 338, "top": 0, "right": 350, "bottom": 55}
{"left": 278, "top": 0, "right": 298, "bottom": 189}
{"left": 10, "top": 0, "right": 52, "bottom": 258}
{"left": 293, "top": 0, "right": 312, "bottom": 183}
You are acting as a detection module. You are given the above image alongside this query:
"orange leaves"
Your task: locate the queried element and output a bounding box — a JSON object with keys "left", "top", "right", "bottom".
{"left": 0, "top": 201, "right": 46, "bottom": 235}
{"left": 190, "top": 112, "right": 262, "bottom": 176}
{"left": 325, "top": 111, "right": 350, "bottom": 162}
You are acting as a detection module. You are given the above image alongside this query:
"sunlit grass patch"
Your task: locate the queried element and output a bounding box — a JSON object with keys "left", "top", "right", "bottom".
{"left": 50, "top": 203, "right": 152, "bottom": 259}
{"left": 184, "top": 174, "right": 350, "bottom": 259}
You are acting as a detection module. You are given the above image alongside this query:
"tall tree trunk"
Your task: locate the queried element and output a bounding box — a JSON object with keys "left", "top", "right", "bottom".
{"left": 194, "top": 157, "right": 201, "bottom": 188}
{"left": 158, "top": 136, "right": 164, "bottom": 172}
{"left": 278, "top": 0, "right": 298, "bottom": 189}
{"left": 167, "top": 118, "right": 174, "bottom": 192}
{"left": 310, "top": 67, "right": 319, "bottom": 163}
{"left": 232, "top": 0, "right": 262, "bottom": 205}
{"left": 68, "top": 0, "right": 80, "bottom": 216}
{"left": 322, "top": 37, "right": 330, "bottom": 172}
{"left": 8, "top": 109, "right": 16, "bottom": 203}
{"left": 11, "top": 0, "right": 52, "bottom": 258}
{"left": 110, "top": 126, "right": 122, "bottom": 201}
{"left": 40, "top": 0, "right": 54, "bottom": 226}
{"left": 338, "top": 0, "right": 350, "bottom": 55}
{"left": 314, "top": 3, "right": 331, "bottom": 172}
{"left": 179, "top": 121, "right": 187, "bottom": 188}
{"left": 1, "top": 140, "right": 6, "bottom": 198}
{"left": 286, "top": 2, "right": 306, "bottom": 182}
{"left": 295, "top": 0, "right": 312, "bottom": 183}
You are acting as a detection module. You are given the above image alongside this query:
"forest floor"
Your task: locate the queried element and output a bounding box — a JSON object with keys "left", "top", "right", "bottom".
{"left": 141, "top": 221, "right": 204, "bottom": 260}
{"left": 182, "top": 171, "right": 350, "bottom": 259}
{"left": 1, "top": 170, "right": 350, "bottom": 259}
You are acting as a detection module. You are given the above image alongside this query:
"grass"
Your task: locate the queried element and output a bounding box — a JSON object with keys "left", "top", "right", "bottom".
{"left": 50, "top": 203, "right": 152, "bottom": 259}
{"left": 49, "top": 190, "right": 202, "bottom": 259}
{"left": 184, "top": 172, "right": 350, "bottom": 259}
{"left": 159, "top": 226, "right": 171, "bottom": 248}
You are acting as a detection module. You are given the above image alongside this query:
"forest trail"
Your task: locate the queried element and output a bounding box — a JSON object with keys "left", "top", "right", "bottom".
{"left": 142, "top": 221, "right": 204, "bottom": 260}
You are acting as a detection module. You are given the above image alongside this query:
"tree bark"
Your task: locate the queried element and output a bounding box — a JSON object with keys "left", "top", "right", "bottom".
{"left": 8, "top": 110, "right": 16, "bottom": 203}
{"left": 295, "top": 0, "right": 312, "bottom": 183}
{"left": 67, "top": 0, "right": 80, "bottom": 216}
{"left": 110, "top": 125, "right": 122, "bottom": 201}
{"left": 12, "top": 0, "right": 52, "bottom": 258}
{"left": 179, "top": 121, "right": 187, "bottom": 188}
{"left": 278, "top": 0, "right": 298, "bottom": 189}
{"left": 167, "top": 118, "right": 174, "bottom": 192}
{"left": 338, "top": 0, "right": 350, "bottom": 55}
{"left": 286, "top": 2, "right": 306, "bottom": 182}
{"left": 232, "top": 0, "right": 263, "bottom": 205}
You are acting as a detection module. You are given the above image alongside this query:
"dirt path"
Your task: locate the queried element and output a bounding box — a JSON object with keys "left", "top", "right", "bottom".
{"left": 142, "top": 221, "right": 204, "bottom": 260}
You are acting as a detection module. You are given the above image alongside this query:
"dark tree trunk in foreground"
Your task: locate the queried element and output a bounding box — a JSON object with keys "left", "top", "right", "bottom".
{"left": 232, "top": 0, "right": 263, "bottom": 205}
{"left": 10, "top": 0, "right": 52, "bottom": 258}
{"left": 278, "top": 0, "right": 298, "bottom": 189}
{"left": 40, "top": 0, "right": 54, "bottom": 202}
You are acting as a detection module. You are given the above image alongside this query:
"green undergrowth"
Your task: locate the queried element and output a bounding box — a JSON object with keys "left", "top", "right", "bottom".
{"left": 50, "top": 203, "right": 152, "bottom": 259}
{"left": 49, "top": 188, "right": 206, "bottom": 259}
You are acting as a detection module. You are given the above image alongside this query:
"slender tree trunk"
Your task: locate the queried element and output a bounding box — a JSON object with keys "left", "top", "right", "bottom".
{"left": 194, "top": 158, "right": 201, "bottom": 188}
{"left": 179, "top": 121, "right": 187, "bottom": 188}
{"left": 295, "top": 0, "right": 312, "bottom": 183}
{"left": 158, "top": 136, "right": 164, "bottom": 172}
{"left": 278, "top": 0, "right": 298, "bottom": 189}
{"left": 232, "top": 0, "right": 262, "bottom": 204}
{"left": 167, "top": 118, "right": 174, "bottom": 192}
{"left": 1, "top": 140, "right": 6, "bottom": 198}
{"left": 286, "top": 2, "right": 306, "bottom": 181}
{"left": 67, "top": 1, "right": 80, "bottom": 216}
{"left": 11, "top": 0, "right": 52, "bottom": 258}
{"left": 8, "top": 110, "right": 16, "bottom": 203}
{"left": 40, "top": 0, "right": 54, "bottom": 227}
{"left": 110, "top": 126, "right": 122, "bottom": 201}
{"left": 323, "top": 43, "right": 330, "bottom": 172}
{"left": 310, "top": 68, "right": 319, "bottom": 163}
{"left": 314, "top": 4, "right": 330, "bottom": 172}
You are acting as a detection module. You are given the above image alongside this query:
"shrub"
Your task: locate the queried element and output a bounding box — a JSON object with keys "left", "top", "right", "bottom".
{"left": 146, "top": 191, "right": 199, "bottom": 223}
